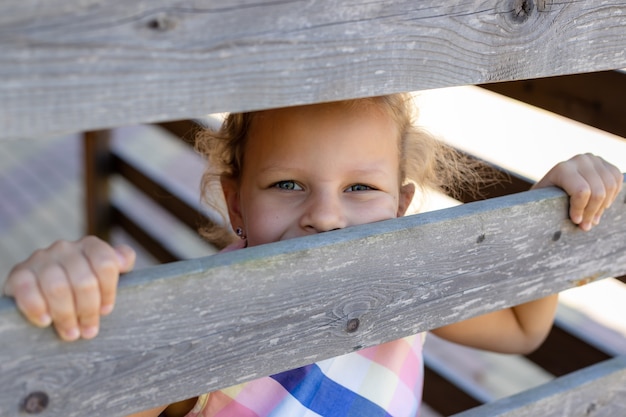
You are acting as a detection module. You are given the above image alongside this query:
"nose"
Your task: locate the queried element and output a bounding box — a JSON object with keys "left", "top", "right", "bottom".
{"left": 300, "top": 190, "right": 348, "bottom": 233}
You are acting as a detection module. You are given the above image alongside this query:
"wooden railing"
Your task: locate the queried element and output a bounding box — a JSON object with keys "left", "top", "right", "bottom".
{"left": 2, "top": 1, "right": 626, "bottom": 416}
{"left": 2, "top": 183, "right": 626, "bottom": 416}
{"left": 4, "top": 1, "right": 626, "bottom": 140}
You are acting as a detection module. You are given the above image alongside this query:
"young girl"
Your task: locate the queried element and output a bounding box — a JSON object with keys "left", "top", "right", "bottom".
{"left": 3, "top": 93, "right": 622, "bottom": 417}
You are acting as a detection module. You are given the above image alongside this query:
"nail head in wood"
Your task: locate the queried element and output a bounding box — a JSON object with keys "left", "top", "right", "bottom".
{"left": 146, "top": 14, "right": 175, "bottom": 31}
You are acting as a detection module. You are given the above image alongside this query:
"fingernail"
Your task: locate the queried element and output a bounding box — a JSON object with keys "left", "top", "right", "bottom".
{"left": 593, "top": 214, "right": 601, "bottom": 225}
{"left": 81, "top": 326, "right": 99, "bottom": 339}
{"left": 38, "top": 314, "right": 52, "bottom": 327}
{"left": 581, "top": 222, "right": 591, "bottom": 231}
{"left": 572, "top": 215, "right": 582, "bottom": 224}
{"left": 64, "top": 327, "right": 80, "bottom": 341}
{"left": 115, "top": 250, "right": 125, "bottom": 266}
{"left": 101, "top": 304, "right": 114, "bottom": 315}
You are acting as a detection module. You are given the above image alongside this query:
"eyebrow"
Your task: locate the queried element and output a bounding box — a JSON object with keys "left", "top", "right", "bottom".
{"left": 257, "top": 165, "right": 391, "bottom": 180}
{"left": 256, "top": 165, "right": 305, "bottom": 176}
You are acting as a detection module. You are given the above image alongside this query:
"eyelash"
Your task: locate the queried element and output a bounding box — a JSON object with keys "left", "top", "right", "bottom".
{"left": 272, "top": 180, "right": 302, "bottom": 190}
{"left": 346, "top": 184, "right": 373, "bottom": 192}
{"left": 272, "top": 181, "right": 375, "bottom": 192}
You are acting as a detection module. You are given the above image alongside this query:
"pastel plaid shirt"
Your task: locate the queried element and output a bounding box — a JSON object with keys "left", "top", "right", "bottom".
{"left": 185, "top": 334, "right": 424, "bottom": 417}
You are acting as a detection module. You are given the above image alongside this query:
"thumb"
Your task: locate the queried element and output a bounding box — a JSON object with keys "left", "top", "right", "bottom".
{"left": 114, "top": 244, "right": 136, "bottom": 273}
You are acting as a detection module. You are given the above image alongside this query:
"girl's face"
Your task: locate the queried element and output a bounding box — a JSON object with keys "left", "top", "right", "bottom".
{"left": 222, "top": 101, "right": 415, "bottom": 247}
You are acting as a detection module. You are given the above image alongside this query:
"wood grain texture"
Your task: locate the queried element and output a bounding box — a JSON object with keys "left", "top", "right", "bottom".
{"left": 1, "top": 181, "right": 626, "bottom": 416}
{"left": 452, "top": 355, "right": 626, "bottom": 417}
{"left": 2, "top": 0, "right": 626, "bottom": 139}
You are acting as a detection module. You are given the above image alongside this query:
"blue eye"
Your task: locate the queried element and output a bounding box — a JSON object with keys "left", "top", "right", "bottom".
{"left": 274, "top": 181, "right": 302, "bottom": 190}
{"left": 347, "top": 184, "right": 372, "bottom": 192}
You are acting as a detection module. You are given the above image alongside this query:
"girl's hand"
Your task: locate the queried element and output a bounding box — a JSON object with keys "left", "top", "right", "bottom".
{"left": 533, "top": 154, "right": 623, "bottom": 231}
{"left": 2, "top": 236, "right": 135, "bottom": 341}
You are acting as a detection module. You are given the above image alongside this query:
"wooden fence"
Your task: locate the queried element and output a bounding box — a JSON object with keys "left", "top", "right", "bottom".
{"left": 2, "top": 1, "right": 626, "bottom": 416}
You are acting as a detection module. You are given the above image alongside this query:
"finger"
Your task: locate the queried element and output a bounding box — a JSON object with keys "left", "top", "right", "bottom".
{"left": 591, "top": 207, "right": 605, "bottom": 227}
{"left": 601, "top": 159, "right": 623, "bottom": 208}
{"left": 38, "top": 264, "right": 80, "bottom": 341}
{"left": 5, "top": 266, "right": 52, "bottom": 327}
{"left": 584, "top": 157, "right": 622, "bottom": 226}
{"left": 567, "top": 179, "right": 591, "bottom": 229}
{"left": 61, "top": 252, "right": 102, "bottom": 339}
{"left": 115, "top": 244, "right": 136, "bottom": 273}
{"left": 560, "top": 154, "right": 608, "bottom": 230}
{"left": 579, "top": 172, "right": 606, "bottom": 230}
{"left": 550, "top": 159, "right": 590, "bottom": 226}
{"left": 612, "top": 169, "right": 624, "bottom": 205}
{"left": 105, "top": 244, "right": 136, "bottom": 314}
{"left": 82, "top": 236, "right": 124, "bottom": 316}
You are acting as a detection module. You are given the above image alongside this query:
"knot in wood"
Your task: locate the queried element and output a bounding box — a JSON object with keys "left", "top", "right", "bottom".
{"left": 552, "top": 230, "right": 562, "bottom": 242}
{"left": 346, "top": 318, "right": 360, "bottom": 333}
{"left": 476, "top": 234, "right": 486, "bottom": 244}
{"left": 511, "top": 0, "right": 535, "bottom": 23}
{"left": 22, "top": 391, "right": 49, "bottom": 414}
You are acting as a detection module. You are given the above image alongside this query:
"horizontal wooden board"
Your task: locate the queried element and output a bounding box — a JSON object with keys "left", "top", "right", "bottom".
{"left": 1, "top": 181, "right": 626, "bottom": 416}
{"left": 2, "top": 0, "right": 626, "bottom": 139}
{"left": 452, "top": 355, "right": 626, "bottom": 417}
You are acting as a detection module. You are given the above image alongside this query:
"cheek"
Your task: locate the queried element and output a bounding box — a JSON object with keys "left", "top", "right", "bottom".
{"left": 243, "top": 198, "right": 294, "bottom": 246}
{"left": 246, "top": 217, "right": 279, "bottom": 246}
{"left": 349, "top": 196, "right": 400, "bottom": 225}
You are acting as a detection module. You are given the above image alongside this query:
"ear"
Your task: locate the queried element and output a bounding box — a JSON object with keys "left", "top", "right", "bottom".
{"left": 397, "top": 182, "right": 416, "bottom": 217}
{"left": 221, "top": 176, "right": 244, "bottom": 233}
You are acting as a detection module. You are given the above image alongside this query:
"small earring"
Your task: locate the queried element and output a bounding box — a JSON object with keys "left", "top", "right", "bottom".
{"left": 235, "top": 227, "right": 247, "bottom": 240}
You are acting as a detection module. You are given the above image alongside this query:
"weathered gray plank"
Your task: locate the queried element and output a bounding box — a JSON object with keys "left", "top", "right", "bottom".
{"left": 452, "top": 355, "right": 626, "bottom": 417}
{"left": 1, "top": 181, "right": 626, "bottom": 416}
{"left": 2, "top": 0, "right": 626, "bottom": 139}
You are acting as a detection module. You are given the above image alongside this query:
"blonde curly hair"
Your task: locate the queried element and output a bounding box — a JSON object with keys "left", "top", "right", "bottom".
{"left": 195, "top": 93, "right": 486, "bottom": 246}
